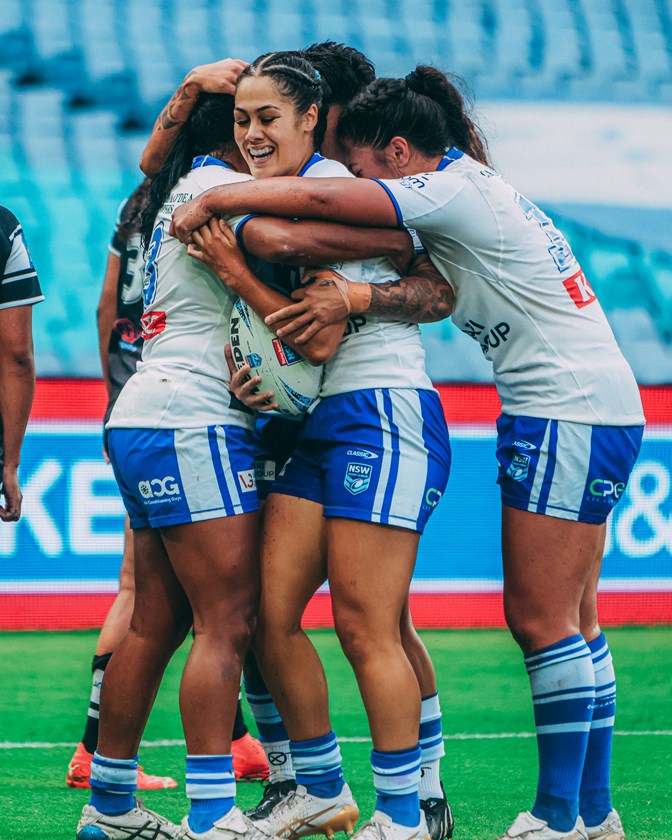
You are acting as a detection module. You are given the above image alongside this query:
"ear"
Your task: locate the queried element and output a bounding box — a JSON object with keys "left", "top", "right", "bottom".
{"left": 302, "top": 103, "right": 319, "bottom": 133}
{"left": 387, "top": 135, "right": 412, "bottom": 165}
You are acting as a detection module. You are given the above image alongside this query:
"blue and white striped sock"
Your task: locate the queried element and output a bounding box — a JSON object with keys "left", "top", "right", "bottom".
{"left": 372, "top": 744, "right": 422, "bottom": 827}
{"left": 89, "top": 752, "right": 137, "bottom": 815}
{"left": 418, "top": 692, "right": 445, "bottom": 800}
{"left": 291, "top": 732, "right": 344, "bottom": 798}
{"left": 580, "top": 633, "right": 616, "bottom": 827}
{"left": 527, "top": 634, "right": 595, "bottom": 832}
{"left": 244, "top": 672, "right": 294, "bottom": 782}
{"left": 186, "top": 754, "right": 235, "bottom": 834}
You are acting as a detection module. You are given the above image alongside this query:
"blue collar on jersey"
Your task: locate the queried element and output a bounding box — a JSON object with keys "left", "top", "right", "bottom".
{"left": 436, "top": 147, "right": 464, "bottom": 170}
{"left": 297, "top": 152, "right": 326, "bottom": 177}
{"left": 191, "top": 155, "right": 236, "bottom": 170}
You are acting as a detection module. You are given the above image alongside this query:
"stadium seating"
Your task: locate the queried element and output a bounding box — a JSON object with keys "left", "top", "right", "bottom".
{"left": 1, "top": 0, "right": 670, "bottom": 378}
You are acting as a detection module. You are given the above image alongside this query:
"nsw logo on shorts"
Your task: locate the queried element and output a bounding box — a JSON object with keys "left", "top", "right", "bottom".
{"left": 344, "top": 462, "right": 372, "bottom": 495}
{"left": 507, "top": 453, "right": 530, "bottom": 482}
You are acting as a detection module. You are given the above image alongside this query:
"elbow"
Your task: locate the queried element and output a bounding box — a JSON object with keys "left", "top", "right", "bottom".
{"left": 301, "top": 344, "right": 335, "bottom": 366}
{"left": 139, "top": 150, "right": 158, "bottom": 177}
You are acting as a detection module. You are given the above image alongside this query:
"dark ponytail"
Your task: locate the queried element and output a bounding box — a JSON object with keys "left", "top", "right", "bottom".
{"left": 141, "top": 93, "right": 237, "bottom": 248}
{"left": 339, "top": 65, "right": 490, "bottom": 166}
{"left": 239, "top": 51, "right": 331, "bottom": 152}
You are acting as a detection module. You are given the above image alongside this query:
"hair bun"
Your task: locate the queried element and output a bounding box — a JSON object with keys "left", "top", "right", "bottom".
{"left": 404, "top": 69, "right": 425, "bottom": 94}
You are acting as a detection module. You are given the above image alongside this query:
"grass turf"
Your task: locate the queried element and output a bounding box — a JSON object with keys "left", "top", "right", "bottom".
{"left": 0, "top": 628, "right": 670, "bottom": 839}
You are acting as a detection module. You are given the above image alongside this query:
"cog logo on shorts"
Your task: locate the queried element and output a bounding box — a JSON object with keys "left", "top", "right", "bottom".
{"left": 345, "top": 462, "right": 372, "bottom": 495}
{"left": 138, "top": 480, "right": 153, "bottom": 499}
{"left": 507, "top": 453, "right": 530, "bottom": 482}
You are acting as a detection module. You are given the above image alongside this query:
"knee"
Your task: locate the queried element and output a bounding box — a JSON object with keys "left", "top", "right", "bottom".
{"left": 130, "top": 607, "right": 192, "bottom": 656}
{"left": 333, "top": 608, "right": 378, "bottom": 669}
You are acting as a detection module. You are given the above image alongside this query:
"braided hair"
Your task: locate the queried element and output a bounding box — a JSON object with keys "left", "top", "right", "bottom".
{"left": 301, "top": 41, "right": 375, "bottom": 106}
{"left": 238, "top": 51, "right": 331, "bottom": 151}
{"left": 141, "top": 93, "right": 237, "bottom": 248}
{"left": 338, "top": 65, "right": 490, "bottom": 166}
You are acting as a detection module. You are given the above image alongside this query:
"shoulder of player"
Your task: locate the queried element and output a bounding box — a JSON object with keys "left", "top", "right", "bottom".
{"left": 189, "top": 166, "right": 252, "bottom": 190}
{"left": 304, "top": 156, "right": 353, "bottom": 179}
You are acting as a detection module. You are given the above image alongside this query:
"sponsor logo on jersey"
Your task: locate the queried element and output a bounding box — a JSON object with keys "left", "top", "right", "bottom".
{"left": 237, "top": 469, "right": 256, "bottom": 492}
{"left": 461, "top": 319, "right": 511, "bottom": 355}
{"left": 507, "top": 453, "right": 530, "bottom": 482}
{"left": 588, "top": 479, "right": 625, "bottom": 500}
{"left": 138, "top": 476, "right": 180, "bottom": 500}
{"left": 562, "top": 269, "right": 596, "bottom": 309}
{"left": 346, "top": 449, "right": 378, "bottom": 459}
{"left": 399, "top": 173, "right": 431, "bottom": 190}
{"left": 272, "top": 338, "right": 304, "bottom": 366}
{"left": 514, "top": 440, "right": 536, "bottom": 450}
{"left": 344, "top": 462, "right": 372, "bottom": 495}
{"left": 141, "top": 310, "right": 167, "bottom": 340}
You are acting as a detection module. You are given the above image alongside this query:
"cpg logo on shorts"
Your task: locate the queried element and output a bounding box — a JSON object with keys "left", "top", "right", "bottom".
{"left": 588, "top": 478, "right": 625, "bottom": 504}
{"left": 138, "top": 476, "right": 181, "bottom": 504}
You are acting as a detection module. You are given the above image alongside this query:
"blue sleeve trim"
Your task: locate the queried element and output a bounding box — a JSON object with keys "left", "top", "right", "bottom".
{"left": 370, "top": 179, "right": 405, "bottom": 229}
{"left": 233, "top": 214, "right": 259, "bottom": 245}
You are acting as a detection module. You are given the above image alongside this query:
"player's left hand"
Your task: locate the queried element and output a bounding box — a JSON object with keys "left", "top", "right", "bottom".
{"left": 265, "top": 268, "right": 350, "bottom": 343}
{"left": 190, "top": 58, "right": 248, "bottom": 94}
{"left": 171, "top": 197, "right": 214, "bottom": 244}
{"left": 0, "top": 466, "right": 22, "bottom": 522}
{"left": 188, "top": 218, "right": 252, "bottom": 291}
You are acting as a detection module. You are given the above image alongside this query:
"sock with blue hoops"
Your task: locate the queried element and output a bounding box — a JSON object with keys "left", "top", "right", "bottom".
{"left": 186, "top": 755, "right": 235, "bottom": 833}
{"left": 89, "top": 752, "right": 137, "bottom": 815}
{"left": 244, "top": 670, "right": 294, "bottom": 782}
{"left": 291, "top": 732, "right": 344, "bottom": 798}
{"left": 579, "top": 633, "right": 616, "bottom": 827}
{"left": 418, "top": 692, "right": 445, "bottom": 800}
{"left": 372, "top": 744, "right": 422, "bottom": 827}
{"left": 526, "top": 635, "right": 595, "bottom": 832}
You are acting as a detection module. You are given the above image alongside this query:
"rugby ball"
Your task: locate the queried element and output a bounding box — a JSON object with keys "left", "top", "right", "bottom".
{"left": 229, "top": 297, "right": 324, "bottom": 417}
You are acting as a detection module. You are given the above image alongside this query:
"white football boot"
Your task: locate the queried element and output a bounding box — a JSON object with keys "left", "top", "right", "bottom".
{"left": 584, "top": 809, "right": 626, "bottom": 840}
{"left": 255, "top": 782, "right": 359, "bottom": 838}
{"left": 498, "top": 811, "right": 588, "bottom": 840}
{"left": 177, "top": 805, "right": 272, "bottom": 840}
{"left": 76, "top": 800, "right": 180, "bottom": 839}
{"left": 350, "top": 811, "right": 430, "bottom": 840}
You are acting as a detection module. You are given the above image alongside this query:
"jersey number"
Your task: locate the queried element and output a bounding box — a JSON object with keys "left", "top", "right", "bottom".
{"left": 143, "top": 221, "right": 164, "bottom": 307}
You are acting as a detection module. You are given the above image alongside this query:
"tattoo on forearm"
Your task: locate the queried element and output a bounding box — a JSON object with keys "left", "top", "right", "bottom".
{"left": 158, "top": 71, "right": 198, "bottom": 131}
{"left": 368, "top": 278, "right": 455, "bottom": 322}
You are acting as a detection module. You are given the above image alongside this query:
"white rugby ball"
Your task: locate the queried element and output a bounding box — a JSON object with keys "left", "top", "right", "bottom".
{"left": 229, "top": 297, "right": 324, "bottom": 417}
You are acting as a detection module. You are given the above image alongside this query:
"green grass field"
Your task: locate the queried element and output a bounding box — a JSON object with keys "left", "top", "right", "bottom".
{"left": 1, "top": 628, "right": 670, "bottom": 840}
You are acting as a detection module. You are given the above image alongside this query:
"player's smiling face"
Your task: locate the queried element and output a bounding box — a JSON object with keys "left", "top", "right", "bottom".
{"left": 234, "top": 75, "right": 318, "bottom": 179}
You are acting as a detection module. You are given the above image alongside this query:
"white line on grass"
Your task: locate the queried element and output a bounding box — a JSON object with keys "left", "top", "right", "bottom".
{"left": 2, "top": 731, "right": 671, "bottom": 749}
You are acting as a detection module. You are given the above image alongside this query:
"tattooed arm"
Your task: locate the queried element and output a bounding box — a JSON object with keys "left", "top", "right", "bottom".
{"left": 139, "top": 58, "right": 248, "bottom": 176}
{"left": 264, "top": 254, "right": 455, "bottom": 344}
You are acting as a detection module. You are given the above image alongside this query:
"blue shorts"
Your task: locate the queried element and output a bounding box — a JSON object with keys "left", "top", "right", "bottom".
{"left": 496, "top": 414, "right": 644, "bottom": 524}
{"left": 272, "top": 389, "right": 451, "bottom": 533}
{"left": 108, "top": 425, "right": 259, "bottom": 529}
{"left": 253, "top": 414, "right": 304, "bottom": 501}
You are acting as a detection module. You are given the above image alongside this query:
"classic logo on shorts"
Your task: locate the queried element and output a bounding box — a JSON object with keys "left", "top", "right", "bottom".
{"left": 344, "top": 462, "right": 372, "bottom": 495}
{"left": 138, "top": 476, "right": 180, "bottom": 500}
{"left": 514, "top": 439, "right": 535, "bottom": 450}
{"left": 346, "top": 449, "right": 378, "bottom": 459}
{"left": 507, "top": 453, "right": 530, "bottom": 482}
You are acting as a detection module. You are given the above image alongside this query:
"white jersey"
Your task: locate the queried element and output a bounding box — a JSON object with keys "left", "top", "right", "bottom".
{"left": 298, "top": 154, "right": 432, "bottom": 397}
{"left": 377, "top": 149, "right": 644, "bottom": 426}
{"left": 108, "top": 157, "right": 254, "bottom": 431}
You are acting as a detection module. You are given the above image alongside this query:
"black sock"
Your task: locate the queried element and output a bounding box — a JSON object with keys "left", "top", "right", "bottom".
{"left": 81, "top": 652, "right": 113, "bottom": 753}
{"left": 232, "top": 696, "right": 248, "bottom": 741}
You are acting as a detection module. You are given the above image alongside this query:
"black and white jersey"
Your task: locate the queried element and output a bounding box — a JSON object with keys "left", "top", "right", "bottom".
{"left": 0, "top": 206, "right": 44, "bottom": 310}
{"left": 106, "top": 198, "right": 145, "bottom": 413}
